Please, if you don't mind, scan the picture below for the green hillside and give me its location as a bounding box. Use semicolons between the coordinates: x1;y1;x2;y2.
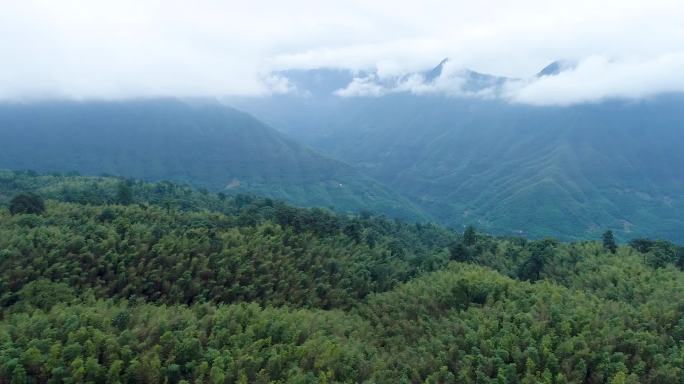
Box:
1;172;683;383
0;100;427;221
234;93;684;242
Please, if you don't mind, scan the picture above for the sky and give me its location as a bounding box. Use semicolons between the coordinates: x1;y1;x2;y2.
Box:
1;0;683;104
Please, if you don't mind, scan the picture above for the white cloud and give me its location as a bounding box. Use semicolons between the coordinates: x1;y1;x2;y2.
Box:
335;53;684;105
507;54;684;105
335;60;492;98
0;0;683;102
260;74;296;95
334;75;386;97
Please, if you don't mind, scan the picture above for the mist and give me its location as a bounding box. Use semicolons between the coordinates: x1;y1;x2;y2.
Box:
2;0;684;105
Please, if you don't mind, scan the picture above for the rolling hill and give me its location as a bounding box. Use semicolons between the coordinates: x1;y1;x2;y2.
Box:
0;99;427;220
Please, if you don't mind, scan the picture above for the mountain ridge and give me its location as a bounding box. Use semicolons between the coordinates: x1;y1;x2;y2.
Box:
0;98;429;221
230;63;684;242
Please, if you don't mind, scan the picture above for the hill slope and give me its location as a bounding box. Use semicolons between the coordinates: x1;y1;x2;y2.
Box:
315;95;684;241
0;99;427;220
232;66;684;241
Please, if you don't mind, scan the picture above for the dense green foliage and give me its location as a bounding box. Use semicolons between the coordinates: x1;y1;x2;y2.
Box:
1;172;683;383
8;193;45;216
603;231;617;254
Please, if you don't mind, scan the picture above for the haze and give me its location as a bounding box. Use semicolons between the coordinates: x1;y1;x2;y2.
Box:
2;0;684;104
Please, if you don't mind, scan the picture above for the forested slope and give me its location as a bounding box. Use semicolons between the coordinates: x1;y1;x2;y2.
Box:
0;100;426;222
234;75;684;242
1;171;683;383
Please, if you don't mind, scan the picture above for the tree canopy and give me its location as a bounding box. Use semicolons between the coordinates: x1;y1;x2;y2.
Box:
603;230;617;254
1;170;683;383
8;192;45;215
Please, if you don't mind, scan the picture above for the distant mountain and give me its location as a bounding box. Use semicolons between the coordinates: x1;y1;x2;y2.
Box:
536;59;576;77
230;62;684;242
0;99;427;220
277;68;356;97
229;58;511;143
458;69;509;93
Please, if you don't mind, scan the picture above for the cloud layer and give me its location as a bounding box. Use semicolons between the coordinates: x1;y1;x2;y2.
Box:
1;0;683;104
509;54;684;105
333;54;684;105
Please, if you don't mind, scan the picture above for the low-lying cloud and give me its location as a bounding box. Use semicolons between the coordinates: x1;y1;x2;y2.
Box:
507;54;684;105
333;54;684;105
334;60;470;97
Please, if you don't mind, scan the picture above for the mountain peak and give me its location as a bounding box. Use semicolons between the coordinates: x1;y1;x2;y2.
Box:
536;60;575;77
424;58;450;82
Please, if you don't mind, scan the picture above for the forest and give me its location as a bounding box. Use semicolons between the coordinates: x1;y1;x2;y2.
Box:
1;169;683;383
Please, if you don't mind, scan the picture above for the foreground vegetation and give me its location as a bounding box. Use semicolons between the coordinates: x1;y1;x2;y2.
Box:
1;170;683;383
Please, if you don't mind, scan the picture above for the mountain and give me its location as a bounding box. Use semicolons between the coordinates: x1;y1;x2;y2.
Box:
314;95;684;241
278;68;356;97
422;58;509;92
0;99;427;220
230;62;684;242
228;58;512;144
423;58;450;82
536;59;576;77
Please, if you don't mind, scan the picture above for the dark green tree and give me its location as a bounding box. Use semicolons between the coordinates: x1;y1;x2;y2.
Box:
602;230;617;254
463;225;477;246
628;238;654;253
449;241;471;262
677;247;684;270
9;192;45;215
644;240;678;268
344;221;363;243
116;181;134;205
97;207;117;223
517;239;556;281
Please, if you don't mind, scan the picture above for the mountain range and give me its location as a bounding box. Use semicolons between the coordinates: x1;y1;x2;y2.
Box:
0;60;682;241
231;60;684;241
